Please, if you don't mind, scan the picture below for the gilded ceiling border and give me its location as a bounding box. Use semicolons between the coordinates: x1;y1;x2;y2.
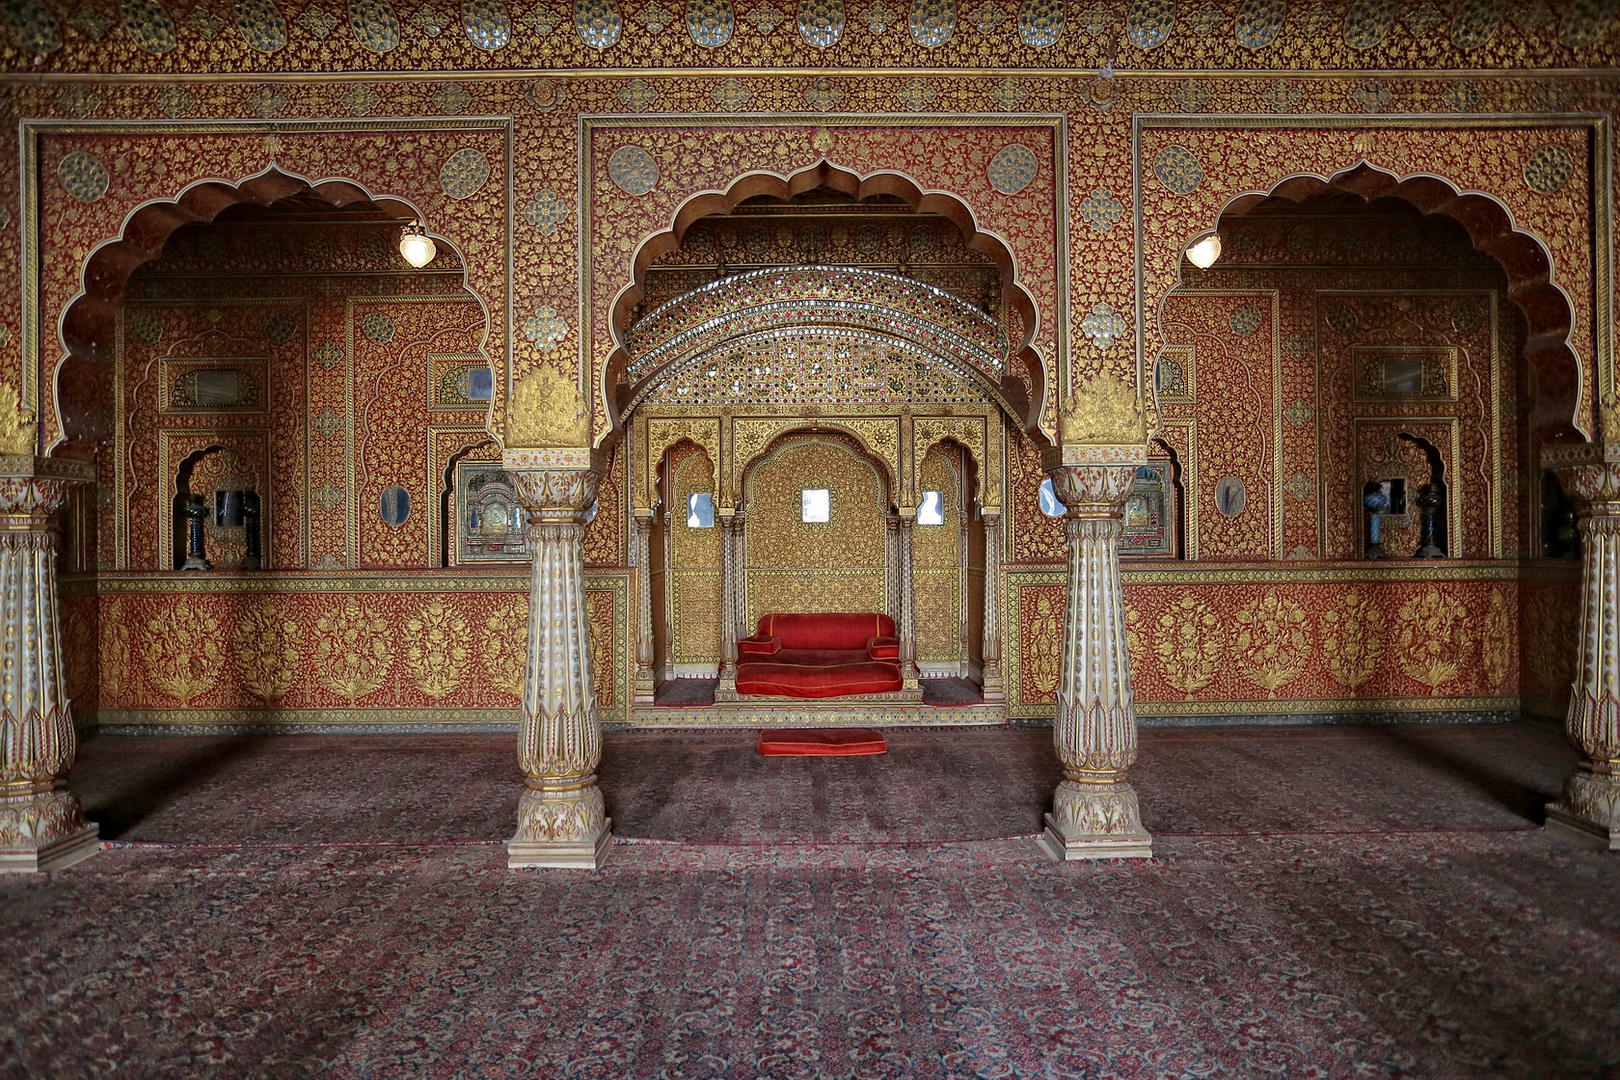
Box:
578;112;1069;441
1131;112;1614;441
20;116;515;444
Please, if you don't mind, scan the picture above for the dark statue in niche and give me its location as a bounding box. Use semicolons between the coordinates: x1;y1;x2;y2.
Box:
1363;486;1389;560
1415;482;1447;558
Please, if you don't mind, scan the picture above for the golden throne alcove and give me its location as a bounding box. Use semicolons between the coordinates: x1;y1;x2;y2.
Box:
624;266;1017;728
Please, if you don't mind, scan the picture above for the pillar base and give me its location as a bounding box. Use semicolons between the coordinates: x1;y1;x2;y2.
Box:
508;819;612;869
1038;779;1153;862
1544;766;1620;851
0;790;100;873
980;669;1006;703
1037;816;1153;861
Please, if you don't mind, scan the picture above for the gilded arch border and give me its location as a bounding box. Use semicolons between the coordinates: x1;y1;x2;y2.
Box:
22;116;515;452
577;112;1071;444
1132;113;1612;440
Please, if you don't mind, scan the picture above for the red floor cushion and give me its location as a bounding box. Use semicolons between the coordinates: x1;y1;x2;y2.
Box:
757;729;888;756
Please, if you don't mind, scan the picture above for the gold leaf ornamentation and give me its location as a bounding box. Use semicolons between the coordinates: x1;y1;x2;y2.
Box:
235;601;300;701
100;597;130;702
1320;587;1385;689
314;598;393;701
405;597;471;699
506;368;589;448
1481;586;1511;690
143;602;223;705
0;385;38;456
484;595;529;697
1060;371;1147;445
1153;593;1224;699
1233;590;1310;698
1395;585;1472;689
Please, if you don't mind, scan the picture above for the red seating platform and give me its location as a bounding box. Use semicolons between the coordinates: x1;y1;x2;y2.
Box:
735;613;903;698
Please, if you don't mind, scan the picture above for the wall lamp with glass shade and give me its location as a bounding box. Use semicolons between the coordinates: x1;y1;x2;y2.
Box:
1185;232;1222;270
399;221;437;268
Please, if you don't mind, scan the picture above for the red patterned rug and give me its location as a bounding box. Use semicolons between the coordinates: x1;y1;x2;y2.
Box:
8;721;1614;1078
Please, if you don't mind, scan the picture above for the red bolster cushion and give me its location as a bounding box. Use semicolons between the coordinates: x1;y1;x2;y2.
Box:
737;635;782;656
866;635;900;660
758;613;897;650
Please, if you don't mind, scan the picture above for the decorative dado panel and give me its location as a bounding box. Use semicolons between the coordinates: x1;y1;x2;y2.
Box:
76;570;633;729
1005;563;1532;722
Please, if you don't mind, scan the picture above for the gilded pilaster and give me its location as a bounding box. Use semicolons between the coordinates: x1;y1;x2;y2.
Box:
1545;442;1620;850
631;511;655;704
898;515;920;690
717;512;739;694
885;514;901;620
1037;447;1153;861
504;451;610;869
981;509;1005;702
0;457;98;873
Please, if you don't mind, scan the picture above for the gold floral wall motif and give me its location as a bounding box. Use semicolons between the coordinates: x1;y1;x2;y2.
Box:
743;435;887;624
88;572;634;727
914;446;964;668
1004;566;1531;720
668;445;721;667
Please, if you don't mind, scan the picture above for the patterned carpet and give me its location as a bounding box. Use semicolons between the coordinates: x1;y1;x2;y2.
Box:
5;721;1619;1078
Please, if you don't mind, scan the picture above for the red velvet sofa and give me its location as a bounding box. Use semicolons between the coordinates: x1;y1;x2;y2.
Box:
735;613;903;698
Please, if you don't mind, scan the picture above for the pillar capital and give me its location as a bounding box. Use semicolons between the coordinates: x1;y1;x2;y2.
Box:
0;456;94;526
1544;441;1620;515
1042;445;1144;516
504;453;601;525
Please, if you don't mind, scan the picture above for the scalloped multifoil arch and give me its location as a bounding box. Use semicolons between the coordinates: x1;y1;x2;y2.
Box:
49;166;490;457
1160;161;1583;441
621;267;1024;426
603;159;1051;444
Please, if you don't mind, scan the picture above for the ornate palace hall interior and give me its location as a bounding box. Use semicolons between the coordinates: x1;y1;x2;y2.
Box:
3;0;1620;1074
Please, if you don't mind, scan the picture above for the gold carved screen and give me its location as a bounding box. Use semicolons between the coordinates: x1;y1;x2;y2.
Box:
667;446;721;673
914;446;966;672
744;436;888;626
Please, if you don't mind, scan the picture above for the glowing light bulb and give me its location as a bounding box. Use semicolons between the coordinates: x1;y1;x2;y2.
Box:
1186;233;1222;270
399;223;437;268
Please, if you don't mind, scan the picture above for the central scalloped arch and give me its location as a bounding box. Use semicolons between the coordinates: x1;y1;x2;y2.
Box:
621;266;1024;425
605;160;1049;442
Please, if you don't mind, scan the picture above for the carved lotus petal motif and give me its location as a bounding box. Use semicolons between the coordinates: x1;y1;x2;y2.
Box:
462;0;511;48
235;0;287;49
120;0;177;52
348;0;400;49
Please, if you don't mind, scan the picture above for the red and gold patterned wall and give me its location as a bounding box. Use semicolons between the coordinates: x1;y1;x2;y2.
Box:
9;2;1611;728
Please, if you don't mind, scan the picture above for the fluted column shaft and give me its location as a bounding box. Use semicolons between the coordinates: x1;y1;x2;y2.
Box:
0;465;98;873
717;513;739;692
981;510;1005;702
898;516;920;689
1546;444;1620;849
1037;456;1152;861
631;512;655;704
506;464;610;869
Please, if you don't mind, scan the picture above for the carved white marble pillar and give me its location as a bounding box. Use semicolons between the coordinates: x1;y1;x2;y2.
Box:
631;511;655;704
733;511;749;645
717;512;739;695
898;515;920;689
981;509;1005;702
0;460;98;873
1546;442;1620;849
1037;450;1153;861
885;514;901;620
505;454;610;869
